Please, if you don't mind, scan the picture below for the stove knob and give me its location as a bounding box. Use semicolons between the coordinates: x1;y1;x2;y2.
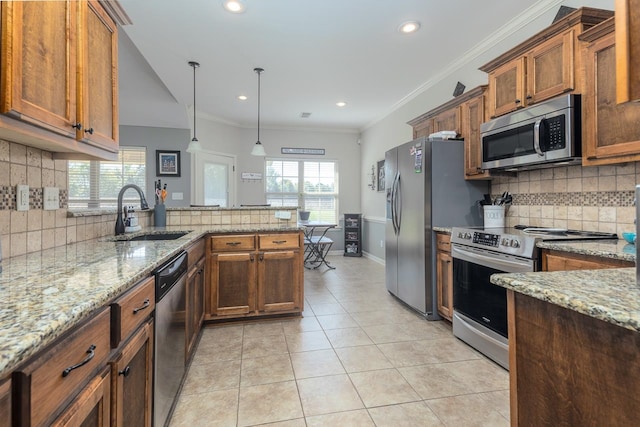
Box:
510;239;520;248
501;238;509;246
464;232;472;239
457;232;464;238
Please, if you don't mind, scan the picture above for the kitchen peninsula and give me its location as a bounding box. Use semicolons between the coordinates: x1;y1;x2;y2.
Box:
0;207;303;426
491;265;640;426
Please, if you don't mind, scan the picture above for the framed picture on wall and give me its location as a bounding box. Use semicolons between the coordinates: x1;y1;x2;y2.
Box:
377;159;385;191
156;150;181;177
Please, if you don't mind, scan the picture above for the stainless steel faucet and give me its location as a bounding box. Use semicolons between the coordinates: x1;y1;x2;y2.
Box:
115;184;149;235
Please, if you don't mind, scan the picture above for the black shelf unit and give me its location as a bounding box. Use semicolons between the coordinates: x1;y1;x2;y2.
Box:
343;213;362;257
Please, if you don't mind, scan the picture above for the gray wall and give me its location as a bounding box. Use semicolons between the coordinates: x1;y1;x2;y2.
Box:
120;125;192;207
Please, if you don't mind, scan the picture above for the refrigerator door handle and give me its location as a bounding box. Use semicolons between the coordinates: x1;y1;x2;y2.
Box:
395;173;402;233
391;172;399;234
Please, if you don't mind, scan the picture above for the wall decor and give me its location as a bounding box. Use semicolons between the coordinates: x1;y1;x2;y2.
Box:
281;147;325;155
377;159;385;191
156;150;181;177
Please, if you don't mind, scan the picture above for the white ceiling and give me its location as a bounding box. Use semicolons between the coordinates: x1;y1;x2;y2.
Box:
117;0;602;132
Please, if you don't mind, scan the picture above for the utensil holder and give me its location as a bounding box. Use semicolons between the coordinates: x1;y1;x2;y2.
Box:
484;205;505;228
154;204;166;227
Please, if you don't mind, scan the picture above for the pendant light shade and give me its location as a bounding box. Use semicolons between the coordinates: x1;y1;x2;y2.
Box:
251;67;266;156
187;61;202;153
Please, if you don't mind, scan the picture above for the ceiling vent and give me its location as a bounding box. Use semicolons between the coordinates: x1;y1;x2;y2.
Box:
300;112;312;118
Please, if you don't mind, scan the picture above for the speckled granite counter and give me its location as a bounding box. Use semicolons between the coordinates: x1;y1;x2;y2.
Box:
0;224;300;377
433;227;452;234
491;268;639;333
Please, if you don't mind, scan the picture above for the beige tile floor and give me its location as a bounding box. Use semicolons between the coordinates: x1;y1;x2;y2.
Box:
170;255;510;427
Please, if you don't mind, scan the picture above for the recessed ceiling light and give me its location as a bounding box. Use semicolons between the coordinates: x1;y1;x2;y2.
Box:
336;101;347;107
399;21;421;34
223;0;245;13
238;95;247;101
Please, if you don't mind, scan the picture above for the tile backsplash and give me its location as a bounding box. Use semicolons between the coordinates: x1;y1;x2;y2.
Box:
490;164;638;236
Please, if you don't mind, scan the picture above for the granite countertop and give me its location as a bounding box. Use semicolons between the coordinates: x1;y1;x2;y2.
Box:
491;268;639;333
433;227;452;234
0;224;301;377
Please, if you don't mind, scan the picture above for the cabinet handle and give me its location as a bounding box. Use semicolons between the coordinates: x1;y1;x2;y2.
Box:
515;99;521;104
118;366;131;377
259;253;264;261
71;122;82;130
250;254;255;262
62;344;96;377
133;298;150;314
84;127;94;135
226;242;241;246
272;240;287;244
476;167;484;173
526;95;532;100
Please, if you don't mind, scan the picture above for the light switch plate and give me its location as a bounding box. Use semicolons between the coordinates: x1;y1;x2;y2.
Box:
275;210;292;220
16;185;29;211
172;192;183;200
43;187;59;210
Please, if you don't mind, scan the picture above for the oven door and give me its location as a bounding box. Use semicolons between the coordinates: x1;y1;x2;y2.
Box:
451;244;534;337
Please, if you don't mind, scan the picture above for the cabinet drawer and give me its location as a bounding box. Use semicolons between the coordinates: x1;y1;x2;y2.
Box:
15;308;111;427
111;276;155;347
210;235;256;252
187;238;205;264
436;233;451;252
258;233;300;250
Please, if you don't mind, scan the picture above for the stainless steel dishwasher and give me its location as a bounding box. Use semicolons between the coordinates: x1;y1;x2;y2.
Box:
154;251;188;427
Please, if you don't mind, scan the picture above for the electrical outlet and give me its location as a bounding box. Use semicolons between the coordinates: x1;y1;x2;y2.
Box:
172;192;183;200
275;210;291;220
16;185;29;211
380;240;384;248
43;187;60;210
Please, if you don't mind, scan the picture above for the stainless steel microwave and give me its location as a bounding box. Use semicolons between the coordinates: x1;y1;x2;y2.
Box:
480;94;581;171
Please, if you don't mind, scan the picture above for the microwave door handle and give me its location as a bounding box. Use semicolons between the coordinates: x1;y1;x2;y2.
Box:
533;119;544;156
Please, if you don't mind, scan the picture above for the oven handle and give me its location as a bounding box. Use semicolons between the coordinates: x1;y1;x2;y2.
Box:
451;244;534;273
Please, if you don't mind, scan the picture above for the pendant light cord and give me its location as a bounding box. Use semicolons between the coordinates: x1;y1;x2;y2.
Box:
255;67;264;143
189;61;200;141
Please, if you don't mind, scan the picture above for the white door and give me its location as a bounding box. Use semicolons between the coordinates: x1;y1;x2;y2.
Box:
192;151;235;207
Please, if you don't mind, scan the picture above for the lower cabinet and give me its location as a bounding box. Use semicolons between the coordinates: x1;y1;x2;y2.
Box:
186;256;206;362
435;233;453;321
50;367;111;427
542;249;634;271
0;378;10;427
207;232;304;320
110;319;153;427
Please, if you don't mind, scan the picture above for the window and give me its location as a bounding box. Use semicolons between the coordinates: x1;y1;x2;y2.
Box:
266;159;338;222
68;147;146;209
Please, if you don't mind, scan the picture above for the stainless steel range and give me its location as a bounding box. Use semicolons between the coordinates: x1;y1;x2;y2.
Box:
450;225;617;369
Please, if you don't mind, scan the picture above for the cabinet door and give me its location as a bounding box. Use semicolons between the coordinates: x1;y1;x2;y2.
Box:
111;320;153;427
488;57;526;117
432;107;461;134
77;0;118;151
50;368;110;427
209;252;256;316
186;257;205;361
0;0;77;137
526;30;574;104
257;250;301;312
435;234;453;321
0;378;10;427
582;33;640;165
413;118;434;139
615;0;640;103
461;94;490;179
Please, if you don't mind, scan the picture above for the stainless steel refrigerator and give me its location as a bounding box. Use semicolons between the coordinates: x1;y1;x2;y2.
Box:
385;137;487;319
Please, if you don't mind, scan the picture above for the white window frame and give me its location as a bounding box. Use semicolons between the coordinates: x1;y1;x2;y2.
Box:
265;158;339;223
68;146;147;209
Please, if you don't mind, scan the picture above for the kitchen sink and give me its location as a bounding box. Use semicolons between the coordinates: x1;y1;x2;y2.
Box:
106;231;190;242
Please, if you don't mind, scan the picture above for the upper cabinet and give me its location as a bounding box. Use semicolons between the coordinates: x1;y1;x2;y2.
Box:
480;7;613;118
0;0;128;160
579;18;640;166
616;0;640;103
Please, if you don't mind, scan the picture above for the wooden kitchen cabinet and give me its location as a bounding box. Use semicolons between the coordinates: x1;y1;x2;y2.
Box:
186;238;206;362
616;0;640;103
110;320;153;427
542;249;634;271
50;367;110;427
432;107;461;134
460;86;490;180
13;308;111;427
507;290;640;426
481;7;612;118
435;233;453;321
412;117;434;140
0;378;10;427
580;18;640;166
207;232;304;320
0;0;124;160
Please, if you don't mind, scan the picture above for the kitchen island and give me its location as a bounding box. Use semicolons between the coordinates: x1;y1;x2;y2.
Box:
492;265;640;426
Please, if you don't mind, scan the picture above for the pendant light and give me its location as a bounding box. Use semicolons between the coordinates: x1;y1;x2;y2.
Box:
251;67;267;156
186;61;202;153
